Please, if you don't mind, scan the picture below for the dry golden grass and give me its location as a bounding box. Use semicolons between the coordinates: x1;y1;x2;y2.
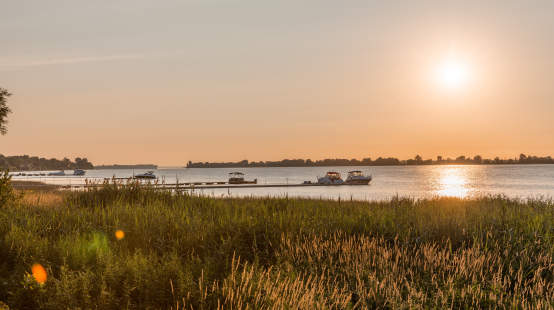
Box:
1;186;553;309
174;232;553;309
19;190;63;207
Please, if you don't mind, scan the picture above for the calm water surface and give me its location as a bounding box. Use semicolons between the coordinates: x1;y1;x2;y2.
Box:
12;165;554;201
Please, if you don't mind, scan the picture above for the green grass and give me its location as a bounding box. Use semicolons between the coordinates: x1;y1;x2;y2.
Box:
0;184;553;309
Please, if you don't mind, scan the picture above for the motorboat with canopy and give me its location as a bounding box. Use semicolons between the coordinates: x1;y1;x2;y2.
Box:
228;172;257;184
73;169;86;176
317;171;344;185
134;171;156;179
345;170;372;185
48;170;65;176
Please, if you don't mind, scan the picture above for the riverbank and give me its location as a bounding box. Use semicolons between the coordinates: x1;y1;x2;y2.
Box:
11;180;61;190
1;187;552;308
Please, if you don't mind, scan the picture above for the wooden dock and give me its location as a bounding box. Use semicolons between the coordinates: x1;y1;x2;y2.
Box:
164;183;362;190
61;181;368;190
12;176;370;190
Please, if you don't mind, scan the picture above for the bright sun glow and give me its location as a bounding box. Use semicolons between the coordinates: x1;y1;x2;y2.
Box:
436;59;470;90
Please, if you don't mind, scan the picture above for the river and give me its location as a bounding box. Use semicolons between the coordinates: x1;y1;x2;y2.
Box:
11;164;554;201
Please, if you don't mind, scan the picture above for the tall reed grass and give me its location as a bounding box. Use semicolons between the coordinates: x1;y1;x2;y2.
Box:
0;184;553;309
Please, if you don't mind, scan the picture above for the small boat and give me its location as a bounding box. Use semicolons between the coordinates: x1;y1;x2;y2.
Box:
48;170;66;176
345;170;372;185
317;171;344;185
73;169;86;176
228;172;257;184
134;171;156;179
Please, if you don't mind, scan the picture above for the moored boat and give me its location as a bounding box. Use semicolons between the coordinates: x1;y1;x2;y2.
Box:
228;172;257;184
48;170;66;176
345;170;372;185
73;169;86;176
134;171;156;179
317;171;344;185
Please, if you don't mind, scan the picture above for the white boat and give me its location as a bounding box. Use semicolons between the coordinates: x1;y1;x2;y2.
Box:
73;169;86;176
345;170;372;185
228;172;257;184
317;171;344;185
134;171;156;179
48;170;65;176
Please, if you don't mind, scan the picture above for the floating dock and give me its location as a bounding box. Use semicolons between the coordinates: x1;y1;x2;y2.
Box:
60;181;368;190
158;183;366;190
12;176;370;190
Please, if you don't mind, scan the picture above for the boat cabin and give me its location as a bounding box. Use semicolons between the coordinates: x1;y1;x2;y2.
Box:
347;171;363;177
325;171;342;180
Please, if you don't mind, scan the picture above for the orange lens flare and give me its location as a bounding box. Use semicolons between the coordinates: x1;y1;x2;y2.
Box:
31;263;47;284
115;230;125;240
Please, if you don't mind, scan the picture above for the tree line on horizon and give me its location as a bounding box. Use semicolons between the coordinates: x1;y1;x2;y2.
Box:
186;153;554;168
0;154;93;171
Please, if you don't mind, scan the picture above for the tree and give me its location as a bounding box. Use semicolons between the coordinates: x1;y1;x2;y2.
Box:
0;88;14;206
0;88;12;135
0;170;16;208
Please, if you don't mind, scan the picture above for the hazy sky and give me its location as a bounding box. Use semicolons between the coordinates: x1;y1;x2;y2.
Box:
2;0;554;165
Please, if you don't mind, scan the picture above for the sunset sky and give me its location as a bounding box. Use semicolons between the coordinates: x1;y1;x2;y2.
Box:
2;1;554;166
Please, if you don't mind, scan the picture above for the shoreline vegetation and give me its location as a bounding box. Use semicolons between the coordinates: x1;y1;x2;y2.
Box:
0;155;93;172
187;153;554;168
0;185;552;308
0;155;156;172
94;164;158;170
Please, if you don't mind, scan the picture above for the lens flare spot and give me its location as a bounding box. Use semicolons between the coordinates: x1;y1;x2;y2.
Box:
31;264;47;284
115;230;125;240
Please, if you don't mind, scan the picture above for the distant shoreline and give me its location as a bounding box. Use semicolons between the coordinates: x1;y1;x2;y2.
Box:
186;154;554;168
184;162;554;168
94;164;158;170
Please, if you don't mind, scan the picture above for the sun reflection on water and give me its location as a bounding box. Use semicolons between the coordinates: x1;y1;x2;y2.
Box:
435;167;470;198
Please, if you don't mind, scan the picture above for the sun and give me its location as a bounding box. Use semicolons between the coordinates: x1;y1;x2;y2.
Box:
436;58;470;90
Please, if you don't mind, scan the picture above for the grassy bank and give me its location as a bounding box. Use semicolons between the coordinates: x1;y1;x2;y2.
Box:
0;185;553;309
11;180;61;191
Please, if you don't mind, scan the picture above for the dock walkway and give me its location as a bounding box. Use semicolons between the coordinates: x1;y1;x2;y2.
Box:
61;181;366;190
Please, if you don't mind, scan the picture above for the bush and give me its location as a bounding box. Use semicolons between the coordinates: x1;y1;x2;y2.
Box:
0;170;15;208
